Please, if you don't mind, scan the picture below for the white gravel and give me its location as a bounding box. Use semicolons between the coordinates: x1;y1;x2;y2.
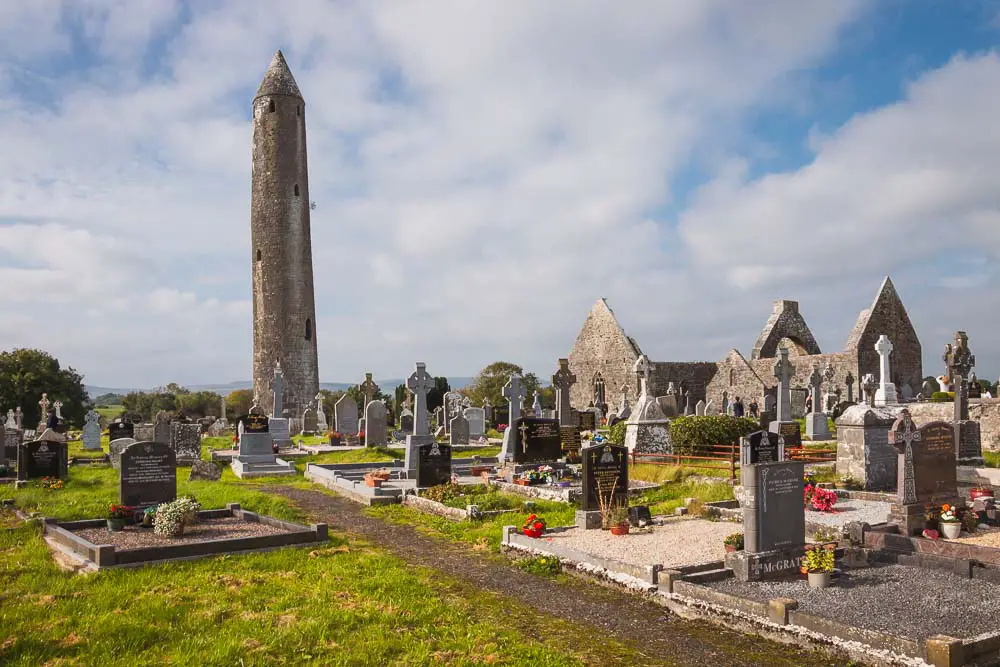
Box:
708;564;1000;641
544;517;738;568
804;499;891;529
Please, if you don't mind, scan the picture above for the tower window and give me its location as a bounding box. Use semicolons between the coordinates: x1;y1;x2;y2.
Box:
268;100;275;113
256;249;261;261
305;318;312;341
297;105;301;116
294;184;299;196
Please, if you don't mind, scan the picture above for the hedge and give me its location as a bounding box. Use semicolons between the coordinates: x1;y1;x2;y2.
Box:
669;415;760;455
608;421;627;446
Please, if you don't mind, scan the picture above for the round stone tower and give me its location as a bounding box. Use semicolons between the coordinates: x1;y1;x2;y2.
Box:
250;50;319;417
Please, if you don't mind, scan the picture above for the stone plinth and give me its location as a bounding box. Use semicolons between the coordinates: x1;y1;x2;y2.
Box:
805;412;831;440
725;547;805;582
835;405;900;492
623;420;671;454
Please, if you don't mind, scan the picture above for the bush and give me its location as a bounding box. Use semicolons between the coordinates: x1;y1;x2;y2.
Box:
422;483;464;504
930;392;953;403
514;555;562;577
669;416;759;455
608;421;627;446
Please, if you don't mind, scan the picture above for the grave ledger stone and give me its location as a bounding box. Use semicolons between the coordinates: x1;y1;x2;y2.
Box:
416;441;452;488
119;441;177;507
231;413;295;479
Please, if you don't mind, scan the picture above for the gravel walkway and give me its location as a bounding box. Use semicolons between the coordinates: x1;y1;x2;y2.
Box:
72;517;291;551
545;517;734;568
804;499;891;529
707;563;1000;641
263;486;847;667
950;527;1000;547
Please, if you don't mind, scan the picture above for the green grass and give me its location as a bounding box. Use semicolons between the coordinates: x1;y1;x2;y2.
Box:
630;462;739;484
631;480;735;516
985;451;1000;468
93;404;124;420
438;486;523;512
67;436;111;459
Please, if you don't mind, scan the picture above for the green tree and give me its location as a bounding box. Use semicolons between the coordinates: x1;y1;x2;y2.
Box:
175;391;223;418
0;348;90;428
466;362;539;410
120;391;178;421
426;377;451;413
93;392;123;407
394;384;407;410
226;389;254;418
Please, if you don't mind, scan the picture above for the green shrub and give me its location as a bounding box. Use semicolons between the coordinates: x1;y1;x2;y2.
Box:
608;421;627;445
514;555;562;577
669;415;759;455
930;392;953;403
422;483;464;503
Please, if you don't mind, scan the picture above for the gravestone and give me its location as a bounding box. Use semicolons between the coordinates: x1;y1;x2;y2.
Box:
581;443;628;512
835;405;898;491
945;331;983;465
804;365;831;440
492;405;509;429
269;417;291;447
887;410;960;535
695;400;706;416
498;374;527;462
134;424;155;442
464;407;485;438
109;437;138;470
169;422;202;463
416;441;452;488
153;417;171;445
315;394;328;432
552;358;577;427
119;441;177;506
578;410;597;432
17;439;69;481
511;418;562;464
365;401;388;447
231;413;295;478
335;395;359;435
740;430;783;466
82;410;102;450
726;460;805;581
873;335;899;407
301;407;318;436
404;362;436;475
433;407;445;430
449;414;470;445
560;426;582;463
400;410;414;434
4;428;20;465
625;355;672;454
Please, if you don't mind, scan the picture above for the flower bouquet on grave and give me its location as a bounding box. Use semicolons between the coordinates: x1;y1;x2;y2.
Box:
497;424;508;433
327;431;342;446
522;514;546;538
802;545;835;588
537;465;555;484
522;470;545;486
809;488;838;513
938;504;962;539
724;532;744;553
38;477;64;491
106;503;135;532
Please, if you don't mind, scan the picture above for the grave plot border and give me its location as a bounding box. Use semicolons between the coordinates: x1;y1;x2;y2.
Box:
401;491;523;523
43;503;327;569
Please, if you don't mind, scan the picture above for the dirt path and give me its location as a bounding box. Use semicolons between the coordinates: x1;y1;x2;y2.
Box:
266;487;849;667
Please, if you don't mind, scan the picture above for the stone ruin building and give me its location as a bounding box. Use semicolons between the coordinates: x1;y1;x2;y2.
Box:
567;276;922;416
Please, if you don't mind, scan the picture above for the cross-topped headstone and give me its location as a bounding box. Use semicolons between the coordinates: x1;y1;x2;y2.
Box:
889;410;921;505
808;365;823;411
946;331;975;422
531;390;542;417
53;401;63;420
502;374;527;421
38;393;50;428
772;347;794;422
406;363;433;436
874;335;898;407
552;358;577;427
634;355;651;400
518;421;530;455
360;373;380;409
887;409;957;537
271;362;285;417
845;371;855;403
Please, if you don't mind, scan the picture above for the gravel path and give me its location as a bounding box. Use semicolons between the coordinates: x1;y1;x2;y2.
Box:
707;563;1000;641
263;486;847;667
805;499;891;529
545;517;734;568
73;517;291;551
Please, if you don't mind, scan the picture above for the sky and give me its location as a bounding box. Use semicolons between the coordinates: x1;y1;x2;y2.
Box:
1;1;999;389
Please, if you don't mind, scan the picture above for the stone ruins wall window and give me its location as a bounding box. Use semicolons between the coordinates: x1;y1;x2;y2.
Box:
297;105;301;116
305;318;312;341
256;249;261;262
268;100;275;113
294;184;300;196
729;369;735;386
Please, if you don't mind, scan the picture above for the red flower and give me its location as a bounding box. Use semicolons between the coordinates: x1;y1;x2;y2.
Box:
532;522;543;530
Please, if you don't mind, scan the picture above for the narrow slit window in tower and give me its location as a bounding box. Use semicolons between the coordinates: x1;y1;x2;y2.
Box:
297;105;301;116
294;184;300;196
268;100;275;113
305;318;312;341
256;249;261;261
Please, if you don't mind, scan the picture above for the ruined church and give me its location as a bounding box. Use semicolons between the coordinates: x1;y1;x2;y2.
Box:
567;277;922;416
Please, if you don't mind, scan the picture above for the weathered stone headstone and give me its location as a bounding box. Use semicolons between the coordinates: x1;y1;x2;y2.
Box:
835;405;898;491
578;410;597;432
874;335;899;407
4;409;16;430
449;414;470;445
17;439;69;481
120;441;177;506
335;395;359;435
169;422;201;463
153;416;171;445
301;407;318;435
399;409;414;434
365;400;387;447
269;417;291;446
315;394;328;432
463;407;485;438
581;443;628;512
109;438;138;470
404;362;436;474
624;355;672;454
416;441;452;488
740;430;783;465
4;428;20;465
552;358;577;427
189;459;222;481
133;423;154;442
945;331;983;465
804;365;831;440
695;400;706;416
82;410;102;451
498;374;528;462
511;418;562;463
359;373;380;411
271;362;285;417
887;409;959;535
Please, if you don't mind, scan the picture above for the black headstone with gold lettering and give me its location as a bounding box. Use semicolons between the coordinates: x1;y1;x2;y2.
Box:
581;443;628;512
119;441;177;507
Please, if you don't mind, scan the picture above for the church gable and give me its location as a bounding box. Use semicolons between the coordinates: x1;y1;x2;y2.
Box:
750;300;822;360
568;299;642;409
845;276;922;391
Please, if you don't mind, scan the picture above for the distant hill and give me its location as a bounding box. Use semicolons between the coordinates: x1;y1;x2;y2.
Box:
86;376;476;398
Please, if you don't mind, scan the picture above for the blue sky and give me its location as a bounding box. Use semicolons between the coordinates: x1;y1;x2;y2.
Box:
0;1;998;388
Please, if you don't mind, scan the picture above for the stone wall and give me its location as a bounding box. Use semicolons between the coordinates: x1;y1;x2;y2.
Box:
845;277;922;393
567;299;641;409
906;399;1000;452
751;300;822;359
648;361;719;406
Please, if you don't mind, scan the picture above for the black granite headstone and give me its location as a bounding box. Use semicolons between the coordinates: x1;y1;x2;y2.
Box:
741;430;783;465
239;414;269;433
768;421;801;448
559;426;582;460
492;405;509;429
744;460;805;553
108;422;135;442
578;411;597;432
890;417;956;505
119;441;177;507
581;443;629;511
416;442;452;488
511;418;562;463
16;439;69;481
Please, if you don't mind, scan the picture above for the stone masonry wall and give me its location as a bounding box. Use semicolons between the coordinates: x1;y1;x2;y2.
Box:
568;299;641;409
906;399;1000;452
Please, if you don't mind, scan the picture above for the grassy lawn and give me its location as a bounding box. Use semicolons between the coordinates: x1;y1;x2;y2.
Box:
93;404;124;420
0;465;657;665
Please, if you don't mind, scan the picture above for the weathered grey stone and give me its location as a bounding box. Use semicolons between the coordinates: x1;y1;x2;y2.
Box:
835;404;900;491
463;408;485;438
449;414;470;445
109;437;138;470
169;422;202;463
189;459;222;481
365;401;387;447
334;395;359;435
82;410;102;451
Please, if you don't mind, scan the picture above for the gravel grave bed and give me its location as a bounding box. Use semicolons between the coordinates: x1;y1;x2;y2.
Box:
71;517;292;551
949;527;1000;548
706;563;1000;641
542;517;737;568
804;499;891;529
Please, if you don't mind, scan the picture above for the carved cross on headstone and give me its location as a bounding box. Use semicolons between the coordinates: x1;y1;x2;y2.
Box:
38;393;50;418
845;371;855;404
519;420;530;455
634;355;652;400
272;362;285;417
53;401;63;420
552;358;577;427
889;410;922;505
772;347;794;422
360;373;380;410
502;374;527;421
808;365;823;413
406;363;433;436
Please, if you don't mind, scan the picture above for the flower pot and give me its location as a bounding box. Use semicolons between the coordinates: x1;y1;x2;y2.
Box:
106;518;127;532
940;521;962;539
725;544;737;553
365;477;383;488
514;479;531;486
523;527;543;539
329;436;342;447
807;571;832;589
610;523;630;536
971;488;994;501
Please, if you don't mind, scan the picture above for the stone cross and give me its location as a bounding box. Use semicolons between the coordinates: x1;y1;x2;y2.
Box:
360;373;380;409
14;406;21;429
845;371;855;404
406;363;433;436
861;373;877;406
272;362;285;417
772;347;794;422
502;374;527;422
38;393;50;419
531;390;542;417
634;355;651;400
4;409;15;429
889;410;922;505
53;401;63;420
551;358;577;427
874;335;898;407
808;365;823;413
946;331;975;422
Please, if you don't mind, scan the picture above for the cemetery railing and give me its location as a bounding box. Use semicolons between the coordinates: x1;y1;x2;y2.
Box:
629;444;739;484
785;445;836;464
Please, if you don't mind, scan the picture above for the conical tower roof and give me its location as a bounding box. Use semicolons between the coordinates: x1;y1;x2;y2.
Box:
255;50;302;100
